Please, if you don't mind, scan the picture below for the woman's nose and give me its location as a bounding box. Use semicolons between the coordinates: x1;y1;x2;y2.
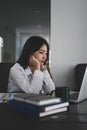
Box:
43;54;47;59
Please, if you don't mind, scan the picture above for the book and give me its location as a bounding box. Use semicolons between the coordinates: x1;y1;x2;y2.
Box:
13;93;39;102
13;93;61;106
9;100;68;118
10;99;69;112
42;101;69;111
39;107;67;117
25;95;61;106
0;93;13;102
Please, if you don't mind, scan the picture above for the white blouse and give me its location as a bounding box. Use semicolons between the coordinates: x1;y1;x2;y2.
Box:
8;63;55;94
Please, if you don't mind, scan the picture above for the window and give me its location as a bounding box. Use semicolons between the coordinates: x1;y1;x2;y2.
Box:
0;0;50;63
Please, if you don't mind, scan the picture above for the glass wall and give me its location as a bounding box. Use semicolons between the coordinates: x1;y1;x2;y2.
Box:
0;0;50;63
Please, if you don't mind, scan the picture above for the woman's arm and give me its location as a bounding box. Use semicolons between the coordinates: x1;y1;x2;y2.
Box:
8;63;44;94
43;68;55;94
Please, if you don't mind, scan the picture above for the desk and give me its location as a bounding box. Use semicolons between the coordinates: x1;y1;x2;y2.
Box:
0;100;87;130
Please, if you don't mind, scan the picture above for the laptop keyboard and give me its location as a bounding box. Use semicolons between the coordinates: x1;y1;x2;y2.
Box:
70;92;79;100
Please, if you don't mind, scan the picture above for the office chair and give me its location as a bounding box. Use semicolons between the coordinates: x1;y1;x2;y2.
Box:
0;62;14;92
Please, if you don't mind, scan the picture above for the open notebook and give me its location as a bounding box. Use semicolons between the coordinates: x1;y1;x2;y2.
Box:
69;66;87;103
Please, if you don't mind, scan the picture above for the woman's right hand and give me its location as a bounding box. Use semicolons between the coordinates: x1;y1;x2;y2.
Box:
29;55;40;70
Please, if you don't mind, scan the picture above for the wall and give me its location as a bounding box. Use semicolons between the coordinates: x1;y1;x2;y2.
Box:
51;0;87;89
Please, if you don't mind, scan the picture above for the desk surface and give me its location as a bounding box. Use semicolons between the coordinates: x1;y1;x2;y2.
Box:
0;100;87;130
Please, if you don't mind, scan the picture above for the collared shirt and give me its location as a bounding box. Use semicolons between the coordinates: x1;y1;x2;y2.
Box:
8;63;55;94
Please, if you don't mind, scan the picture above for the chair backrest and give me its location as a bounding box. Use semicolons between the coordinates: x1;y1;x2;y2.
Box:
75;64;87;91
0;62;14;92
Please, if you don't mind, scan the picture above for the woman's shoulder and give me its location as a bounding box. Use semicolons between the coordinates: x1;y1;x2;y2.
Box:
10;63;23;71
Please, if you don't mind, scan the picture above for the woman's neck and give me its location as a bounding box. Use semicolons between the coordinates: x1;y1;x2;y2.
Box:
29;66;35;73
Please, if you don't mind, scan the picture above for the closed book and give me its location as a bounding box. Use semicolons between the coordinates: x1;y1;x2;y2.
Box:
43;102;69;111
9;100;67;118
25;95;61;106
10;100;42;113
10;99;69;112
39;107;67;117
13;93;38;102
13;93;61;106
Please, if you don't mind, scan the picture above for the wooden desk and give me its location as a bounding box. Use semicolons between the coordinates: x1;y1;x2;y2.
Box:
0;100;87;130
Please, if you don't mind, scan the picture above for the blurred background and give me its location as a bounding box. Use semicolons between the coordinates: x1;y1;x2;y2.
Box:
0;0;50;62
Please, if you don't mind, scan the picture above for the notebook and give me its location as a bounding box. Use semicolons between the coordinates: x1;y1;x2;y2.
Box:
13;93;61;106
69;66;87;103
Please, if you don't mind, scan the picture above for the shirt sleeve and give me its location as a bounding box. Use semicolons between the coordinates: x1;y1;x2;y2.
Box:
9;65;44;94
43;69;55;94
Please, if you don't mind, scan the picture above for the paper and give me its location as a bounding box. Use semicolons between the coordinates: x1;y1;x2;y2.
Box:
0;93;13;102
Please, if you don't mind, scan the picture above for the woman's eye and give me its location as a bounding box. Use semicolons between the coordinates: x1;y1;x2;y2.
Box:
39;51;47;56
39;51;43;54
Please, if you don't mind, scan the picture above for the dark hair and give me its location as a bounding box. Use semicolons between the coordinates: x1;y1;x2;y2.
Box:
17;36;49;69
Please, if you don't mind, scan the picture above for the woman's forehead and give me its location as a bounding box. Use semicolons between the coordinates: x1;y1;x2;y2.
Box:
39;45;47;51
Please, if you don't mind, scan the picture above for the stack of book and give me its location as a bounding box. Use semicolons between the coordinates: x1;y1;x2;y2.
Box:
9;93;69;118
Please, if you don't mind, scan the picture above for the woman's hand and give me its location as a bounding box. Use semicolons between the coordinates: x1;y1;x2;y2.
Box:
29;55;40;70
41;64;47;71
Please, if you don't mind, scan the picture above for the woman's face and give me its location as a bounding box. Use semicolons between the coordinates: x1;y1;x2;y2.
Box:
33;44;48;66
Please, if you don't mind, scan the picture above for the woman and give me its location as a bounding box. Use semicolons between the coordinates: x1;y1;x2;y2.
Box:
8;36;55;94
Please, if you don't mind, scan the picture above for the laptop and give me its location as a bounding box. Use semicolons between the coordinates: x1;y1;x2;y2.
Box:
69;66;87;103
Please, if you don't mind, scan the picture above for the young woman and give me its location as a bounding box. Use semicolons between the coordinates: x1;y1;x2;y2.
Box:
8;36;55;94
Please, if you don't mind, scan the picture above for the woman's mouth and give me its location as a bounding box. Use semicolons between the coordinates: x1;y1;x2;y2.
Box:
40;61;44;64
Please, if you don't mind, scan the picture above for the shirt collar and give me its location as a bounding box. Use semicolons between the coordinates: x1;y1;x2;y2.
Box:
25;66;32;76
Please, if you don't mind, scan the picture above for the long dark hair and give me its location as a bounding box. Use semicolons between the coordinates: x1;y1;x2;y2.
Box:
17;36;49;69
